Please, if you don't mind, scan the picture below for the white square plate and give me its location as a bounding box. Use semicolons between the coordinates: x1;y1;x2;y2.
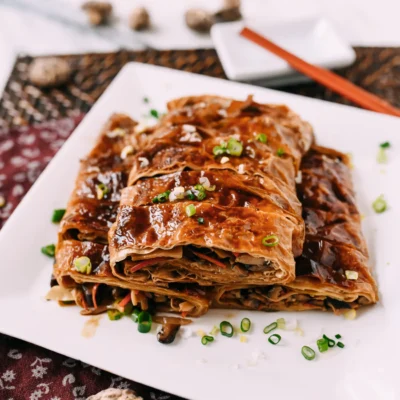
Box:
211;18;356;85
0;63;399;400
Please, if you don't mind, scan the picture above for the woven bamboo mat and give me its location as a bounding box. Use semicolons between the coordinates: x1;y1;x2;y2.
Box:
1;47;400;129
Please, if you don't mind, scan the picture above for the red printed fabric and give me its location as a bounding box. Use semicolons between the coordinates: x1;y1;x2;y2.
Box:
0;117;184;400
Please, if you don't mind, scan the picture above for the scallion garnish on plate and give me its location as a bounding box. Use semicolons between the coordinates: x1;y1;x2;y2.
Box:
268;334;281;345
262;234;279;247
41;244;56;258
337;342;345;348
263;322;277;334
194;184;207;200
335;334;341;339
150;109;159;118
201;335;214;345
51;209;66;223
220;321;234;337
317;337;329;353
227;138;243;156
372;194;387;213
301;346;315;361
137;311;152;333
380;141;391;148
323;334;336;348
73;256;92;274
240;318;251;333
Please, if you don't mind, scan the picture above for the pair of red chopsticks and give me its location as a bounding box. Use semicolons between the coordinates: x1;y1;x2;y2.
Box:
240;27;400;117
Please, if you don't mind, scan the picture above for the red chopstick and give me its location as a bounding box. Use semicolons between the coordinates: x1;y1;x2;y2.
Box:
240;27;400;117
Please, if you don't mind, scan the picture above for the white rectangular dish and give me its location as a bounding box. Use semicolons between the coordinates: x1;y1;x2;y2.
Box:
0;63;399;400
211;18;356;84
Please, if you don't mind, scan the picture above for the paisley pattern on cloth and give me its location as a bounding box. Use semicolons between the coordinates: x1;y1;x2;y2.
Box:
0;116;183;400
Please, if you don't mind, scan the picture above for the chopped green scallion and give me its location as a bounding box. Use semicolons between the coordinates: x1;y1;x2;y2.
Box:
150;109;159;119
41;244;56;258
323;334;336;348
263;322;277;334
240;318;251;332
372;194;387;213
194;184;207;200
213;144;227;156
96;183;109;200
198;217;204;224
73;256;92;274
377;147;387;164
107;309;123;321
335;334;341;339
276;148;285;157
268;334;281;345
152;190;171;203
185;191;196;200
227;138;243;156
131;308;141;323
143;97;149;103
317;338;329;353
51;209;66;223
380;141;391;148
301;346;316;361
201;335;214;345
255;133;267;143
337;342;345;348
276;318;286;329
220;321;234;337
186;204;196;217
262;235;279;247
137;311;152;333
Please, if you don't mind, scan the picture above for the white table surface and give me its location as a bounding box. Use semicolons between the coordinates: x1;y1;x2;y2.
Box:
1;0;400;95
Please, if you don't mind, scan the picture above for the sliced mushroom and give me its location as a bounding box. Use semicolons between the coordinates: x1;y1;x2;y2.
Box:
157;324;181;344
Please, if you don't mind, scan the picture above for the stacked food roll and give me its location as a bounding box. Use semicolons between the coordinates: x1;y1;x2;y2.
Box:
51;94;378;324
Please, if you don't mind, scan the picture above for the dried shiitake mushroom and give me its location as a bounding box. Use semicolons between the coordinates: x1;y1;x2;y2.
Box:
129;6;150;31
215;0;242;22
185;8;214;33
82;1;112;25
28;57;72;88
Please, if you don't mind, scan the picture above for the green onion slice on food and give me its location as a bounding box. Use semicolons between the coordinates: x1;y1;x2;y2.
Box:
152;190;171;203
372;194;387;213
263;322;277;334
41;244;56;258
268;334;281;345
240;318;251;332
227;138;243;156
107;309;123;321
96;183;109;200
137;311;152;333
301;346;316;361
262;235;279;247
198;217;204;224
73;256;92;274
255;133;267;143
220;321;234;337
51;209;66;223
201;335;214;345
194;184;207;200
186;204;196;217
276;148;285;157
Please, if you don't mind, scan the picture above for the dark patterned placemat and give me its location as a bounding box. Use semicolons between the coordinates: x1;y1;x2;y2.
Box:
1;47;400;129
